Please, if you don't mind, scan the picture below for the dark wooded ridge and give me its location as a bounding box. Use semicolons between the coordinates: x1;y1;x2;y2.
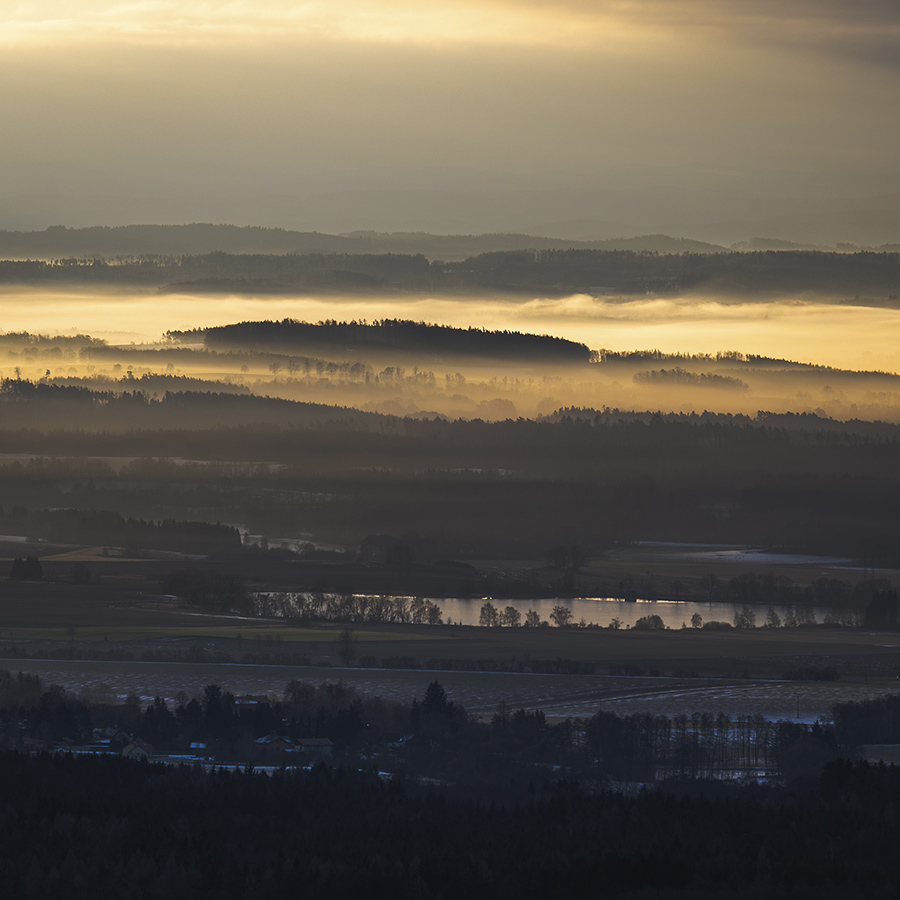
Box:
0;223;729;258
0;247;898;298
191;318;591;361
3;379;900;564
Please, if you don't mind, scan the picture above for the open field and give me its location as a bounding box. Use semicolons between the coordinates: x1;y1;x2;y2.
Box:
5;530;889;608
3;536;889;613
0;579;433;645
2;657;897;723
579;554;887;589
4;533;900;727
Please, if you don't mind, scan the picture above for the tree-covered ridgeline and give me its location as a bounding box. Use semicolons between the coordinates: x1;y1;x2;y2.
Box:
185;318;591;362
633;366;749;390
4;386;900;563
0;247;898;299
23;510;243;557
0;223;725;258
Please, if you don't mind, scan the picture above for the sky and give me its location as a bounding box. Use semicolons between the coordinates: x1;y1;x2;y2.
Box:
1;1;899;236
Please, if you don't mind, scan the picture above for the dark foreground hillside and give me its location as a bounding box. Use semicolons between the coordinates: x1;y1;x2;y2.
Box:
0;752;898;899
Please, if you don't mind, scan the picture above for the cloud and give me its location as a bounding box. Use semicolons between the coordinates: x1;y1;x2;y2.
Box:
499;0;900;66
0;1;604;47
5;1;898;68
1;0;897;217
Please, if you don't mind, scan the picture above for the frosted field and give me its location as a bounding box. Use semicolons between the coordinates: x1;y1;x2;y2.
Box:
4;658;897;722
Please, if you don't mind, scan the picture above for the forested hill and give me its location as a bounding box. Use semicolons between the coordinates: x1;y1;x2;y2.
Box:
5;384;900;561
1;248;898;299
180;319;591;362
0;379;384;430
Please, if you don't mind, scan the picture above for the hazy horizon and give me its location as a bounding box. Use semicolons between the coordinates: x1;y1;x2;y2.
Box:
2;2;898;242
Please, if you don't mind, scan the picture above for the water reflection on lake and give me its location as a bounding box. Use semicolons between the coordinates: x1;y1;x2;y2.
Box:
434;597;830;629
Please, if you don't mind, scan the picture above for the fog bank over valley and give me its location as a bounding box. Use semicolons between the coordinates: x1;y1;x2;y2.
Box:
2;287;900;420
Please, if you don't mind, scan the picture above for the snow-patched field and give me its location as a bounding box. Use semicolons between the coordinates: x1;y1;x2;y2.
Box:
4;657;897;722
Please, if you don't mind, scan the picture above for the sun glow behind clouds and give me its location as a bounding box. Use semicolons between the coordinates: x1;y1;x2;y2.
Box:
3;0;898;234
6;0;897;58
1;1;635;48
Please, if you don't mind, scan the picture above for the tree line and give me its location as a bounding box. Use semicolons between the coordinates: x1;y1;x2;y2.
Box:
2;247;899;299
0;669;849;784
3;509;242;557
6;381;900;563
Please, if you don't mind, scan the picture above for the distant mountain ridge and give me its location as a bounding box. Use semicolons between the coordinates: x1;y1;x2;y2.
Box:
2;182;899;245
0;223;726;260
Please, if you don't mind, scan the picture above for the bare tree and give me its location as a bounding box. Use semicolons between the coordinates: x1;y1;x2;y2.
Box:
336;627;356;665
700;573;720;602
479;601;499;627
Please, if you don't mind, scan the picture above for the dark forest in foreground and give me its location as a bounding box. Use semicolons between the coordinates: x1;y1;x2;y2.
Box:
3;667;900;898
1;751;899;899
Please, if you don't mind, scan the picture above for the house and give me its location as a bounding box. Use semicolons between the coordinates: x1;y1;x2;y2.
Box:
293;738;334;761
255;733;295;752
121;737;154;760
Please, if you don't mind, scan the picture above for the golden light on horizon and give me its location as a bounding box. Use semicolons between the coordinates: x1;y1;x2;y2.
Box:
3;288;900;375
5;1;897;55
0;1;648;49
0;1;897;242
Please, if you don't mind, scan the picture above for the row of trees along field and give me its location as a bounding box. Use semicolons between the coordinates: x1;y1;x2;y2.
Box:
238;588;895;629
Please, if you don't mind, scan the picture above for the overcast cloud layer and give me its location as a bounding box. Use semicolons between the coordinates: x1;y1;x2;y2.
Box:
1;1;898;238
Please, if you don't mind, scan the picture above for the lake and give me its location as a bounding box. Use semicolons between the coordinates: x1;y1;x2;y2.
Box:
363;595;832;629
